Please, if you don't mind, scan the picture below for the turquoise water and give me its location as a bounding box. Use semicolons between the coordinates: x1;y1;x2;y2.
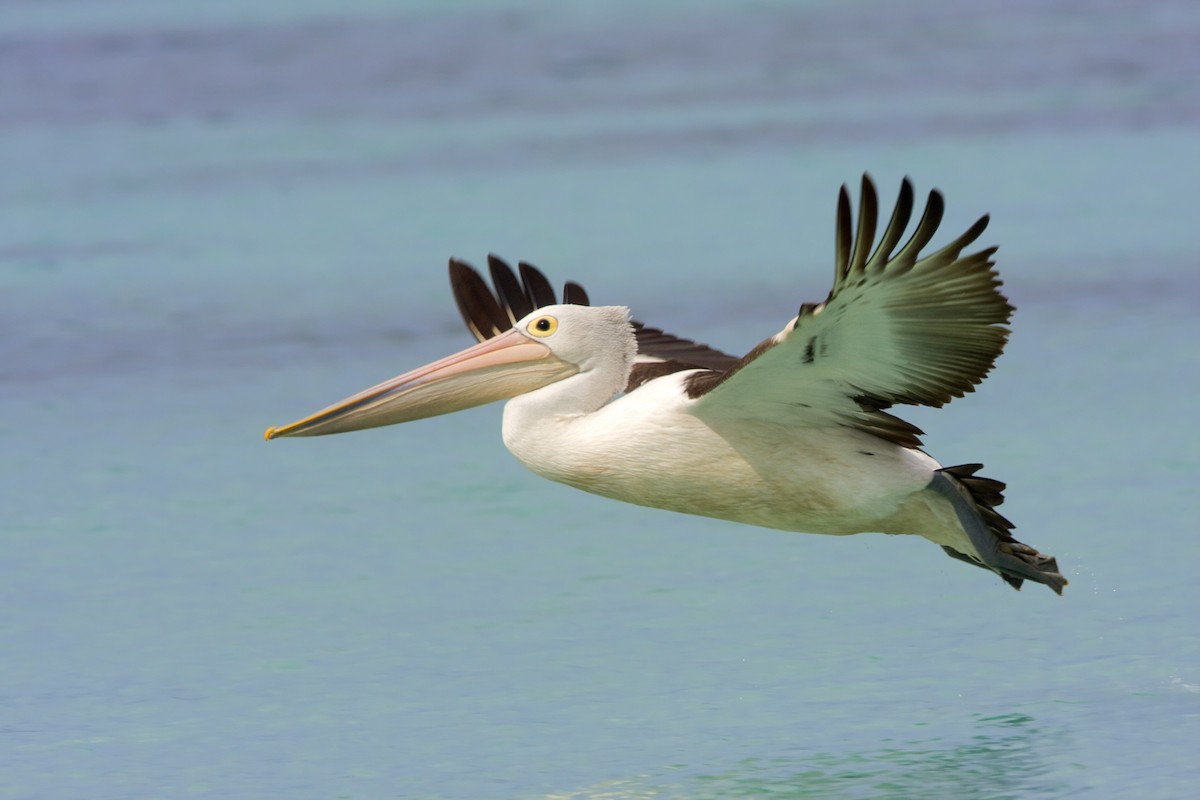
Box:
3;1;1198;797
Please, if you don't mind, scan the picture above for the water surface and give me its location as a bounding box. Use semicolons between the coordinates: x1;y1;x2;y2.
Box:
2;1;1198;797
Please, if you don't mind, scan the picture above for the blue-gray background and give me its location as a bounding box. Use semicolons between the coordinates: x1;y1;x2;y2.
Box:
2;1;1197;797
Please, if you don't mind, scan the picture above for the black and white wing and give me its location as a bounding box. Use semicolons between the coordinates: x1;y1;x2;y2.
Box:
686;175;1013;447
448;254;740;390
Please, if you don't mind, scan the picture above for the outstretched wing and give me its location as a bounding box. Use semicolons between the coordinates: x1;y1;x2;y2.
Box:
448;255;740;389
687;175;1012;447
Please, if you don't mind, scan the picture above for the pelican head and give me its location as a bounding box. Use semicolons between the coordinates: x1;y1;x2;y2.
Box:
265;304;634;439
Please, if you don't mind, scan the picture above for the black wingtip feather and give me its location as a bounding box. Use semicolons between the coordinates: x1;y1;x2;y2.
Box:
893;189;945;268
835;184;853;282
563;281;590;305
519;262;558;308
487;254;533;323
867;177;915;269
449;258;509;342
848;173;878;274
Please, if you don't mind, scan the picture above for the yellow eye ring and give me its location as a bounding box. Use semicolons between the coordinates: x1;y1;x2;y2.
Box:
528;315;558;337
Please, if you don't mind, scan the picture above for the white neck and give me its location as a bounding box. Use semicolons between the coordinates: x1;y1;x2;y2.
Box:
501;336;634;480
503;353;627;435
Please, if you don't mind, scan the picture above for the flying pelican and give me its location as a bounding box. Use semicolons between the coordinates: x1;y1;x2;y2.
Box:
266;175;1066;594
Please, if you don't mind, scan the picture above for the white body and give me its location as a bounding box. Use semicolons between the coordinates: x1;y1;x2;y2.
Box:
503;368;970;551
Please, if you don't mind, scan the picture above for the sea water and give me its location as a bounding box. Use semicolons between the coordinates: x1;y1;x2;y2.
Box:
2;1;1198;797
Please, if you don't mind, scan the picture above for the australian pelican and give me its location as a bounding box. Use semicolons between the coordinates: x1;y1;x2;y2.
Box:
266;175;1066;594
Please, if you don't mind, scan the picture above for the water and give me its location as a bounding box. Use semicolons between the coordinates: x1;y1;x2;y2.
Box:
2;1;1198;797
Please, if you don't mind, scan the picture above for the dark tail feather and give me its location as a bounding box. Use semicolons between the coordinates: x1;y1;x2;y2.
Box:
936;464;1067;595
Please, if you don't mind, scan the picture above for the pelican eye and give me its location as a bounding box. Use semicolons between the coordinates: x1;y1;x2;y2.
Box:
528;315;558;337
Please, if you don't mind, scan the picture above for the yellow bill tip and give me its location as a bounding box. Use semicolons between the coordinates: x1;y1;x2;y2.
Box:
264;426;278;441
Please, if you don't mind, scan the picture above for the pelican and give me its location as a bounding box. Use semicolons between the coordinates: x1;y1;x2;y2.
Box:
266;175;1066;594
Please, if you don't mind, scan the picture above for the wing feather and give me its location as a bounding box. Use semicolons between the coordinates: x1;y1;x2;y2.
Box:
562;281;590;305
487;254;534;323
518;261;558;308
688;175;1012;447
847;173;878;275
449;258;510;341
